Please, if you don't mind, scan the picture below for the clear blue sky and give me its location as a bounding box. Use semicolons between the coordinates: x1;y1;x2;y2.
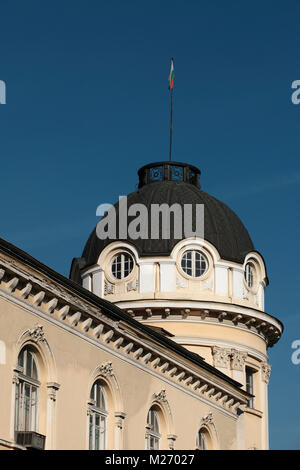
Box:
0;0;299;449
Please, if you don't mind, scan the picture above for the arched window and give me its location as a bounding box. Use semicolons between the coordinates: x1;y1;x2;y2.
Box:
89;381;108;450
196;428;208;450
146;407;161;450
244;263;255;289
15;347;40;432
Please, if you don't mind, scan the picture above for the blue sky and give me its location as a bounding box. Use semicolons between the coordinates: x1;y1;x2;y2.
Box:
0;0;299;449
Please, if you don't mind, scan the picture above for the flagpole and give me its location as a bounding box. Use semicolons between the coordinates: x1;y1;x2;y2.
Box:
169;88;173;161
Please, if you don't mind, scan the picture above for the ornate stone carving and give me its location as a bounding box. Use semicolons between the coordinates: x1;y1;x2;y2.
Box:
127;277;138;292
47;382;60;402
104;280;115;295
12;373;19;385
230;349;247;371
154;389;167;403
167;434;177;450
201;276;213;291
261;362;271;384
99;361;114;377
176;274;187;288
115;412;126;429
28;324;46;343
201;412;213;426
212;346;230;369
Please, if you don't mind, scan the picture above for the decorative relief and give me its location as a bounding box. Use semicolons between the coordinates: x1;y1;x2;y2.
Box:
115;412;126;429
201;412;213;426
167;434;177;450
230;349;247;371
176;274;187;288
242;287;249;300
154;389;167;403
99;361;114;377
47;382;60;402
201;276;213;291
28;324;46;343
261;362;271;384
212;346;230;368
104;280;115;295
127;277;138;292
12;373;19;385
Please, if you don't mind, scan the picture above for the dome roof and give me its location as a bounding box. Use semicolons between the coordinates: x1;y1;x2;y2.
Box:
70;162;254;280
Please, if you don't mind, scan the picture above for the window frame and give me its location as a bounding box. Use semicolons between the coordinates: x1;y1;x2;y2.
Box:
88;381;108;450
245;366;255;409
196;428;208;450
244;262;256;290
111;252;135;281
14;347;40;433
180;249;208;278
146;408;161;450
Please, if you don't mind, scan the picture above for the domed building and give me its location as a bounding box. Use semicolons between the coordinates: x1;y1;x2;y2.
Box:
69;160;282;450
0;160;282;451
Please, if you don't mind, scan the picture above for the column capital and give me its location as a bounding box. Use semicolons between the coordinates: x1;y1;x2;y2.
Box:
212;346;231;369
230;349;247;371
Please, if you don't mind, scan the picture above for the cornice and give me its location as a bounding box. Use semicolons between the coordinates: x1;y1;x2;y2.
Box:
116;300;282;347
0;255;249;417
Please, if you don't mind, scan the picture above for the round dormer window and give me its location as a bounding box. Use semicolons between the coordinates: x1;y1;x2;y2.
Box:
181;250;208;278
244;263;255;288
111;252;134;280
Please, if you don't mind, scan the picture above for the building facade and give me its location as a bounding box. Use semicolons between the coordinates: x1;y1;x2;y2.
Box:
0;161;282;450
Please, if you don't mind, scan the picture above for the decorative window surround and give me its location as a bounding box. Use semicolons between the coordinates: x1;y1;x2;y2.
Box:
0;257;249;417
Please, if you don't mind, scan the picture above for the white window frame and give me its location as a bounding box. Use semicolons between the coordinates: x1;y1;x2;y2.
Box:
146;408;161;450
111;252;134;280
181;250;208;278
245;263;255;289
245;366;255;408
15;348;40;433
88;382;108;450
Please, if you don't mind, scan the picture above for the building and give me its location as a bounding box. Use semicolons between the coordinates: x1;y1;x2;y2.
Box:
0;161;282;450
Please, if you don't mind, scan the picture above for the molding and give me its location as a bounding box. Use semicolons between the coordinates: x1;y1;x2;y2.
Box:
134;310;280;348
244;407;263;418
171;336;268;362
115;300;282;341
0;258;248;417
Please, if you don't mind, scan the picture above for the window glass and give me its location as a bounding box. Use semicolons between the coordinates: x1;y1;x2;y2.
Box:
111;252;134;280
147;408;160;450
245;263;255;288
89;382;107;450
15;347;39;433
181;250;208;277
197;429;208;450
246;367;254;408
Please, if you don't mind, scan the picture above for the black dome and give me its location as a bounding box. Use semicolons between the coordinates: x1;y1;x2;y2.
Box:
70;162;254;280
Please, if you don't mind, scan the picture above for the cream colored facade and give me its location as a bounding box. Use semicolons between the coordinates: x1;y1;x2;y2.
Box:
0;162;283;451
0;236;267;451
80;237;282;450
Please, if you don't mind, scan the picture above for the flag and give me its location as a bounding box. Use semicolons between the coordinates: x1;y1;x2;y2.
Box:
168;58;174;90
